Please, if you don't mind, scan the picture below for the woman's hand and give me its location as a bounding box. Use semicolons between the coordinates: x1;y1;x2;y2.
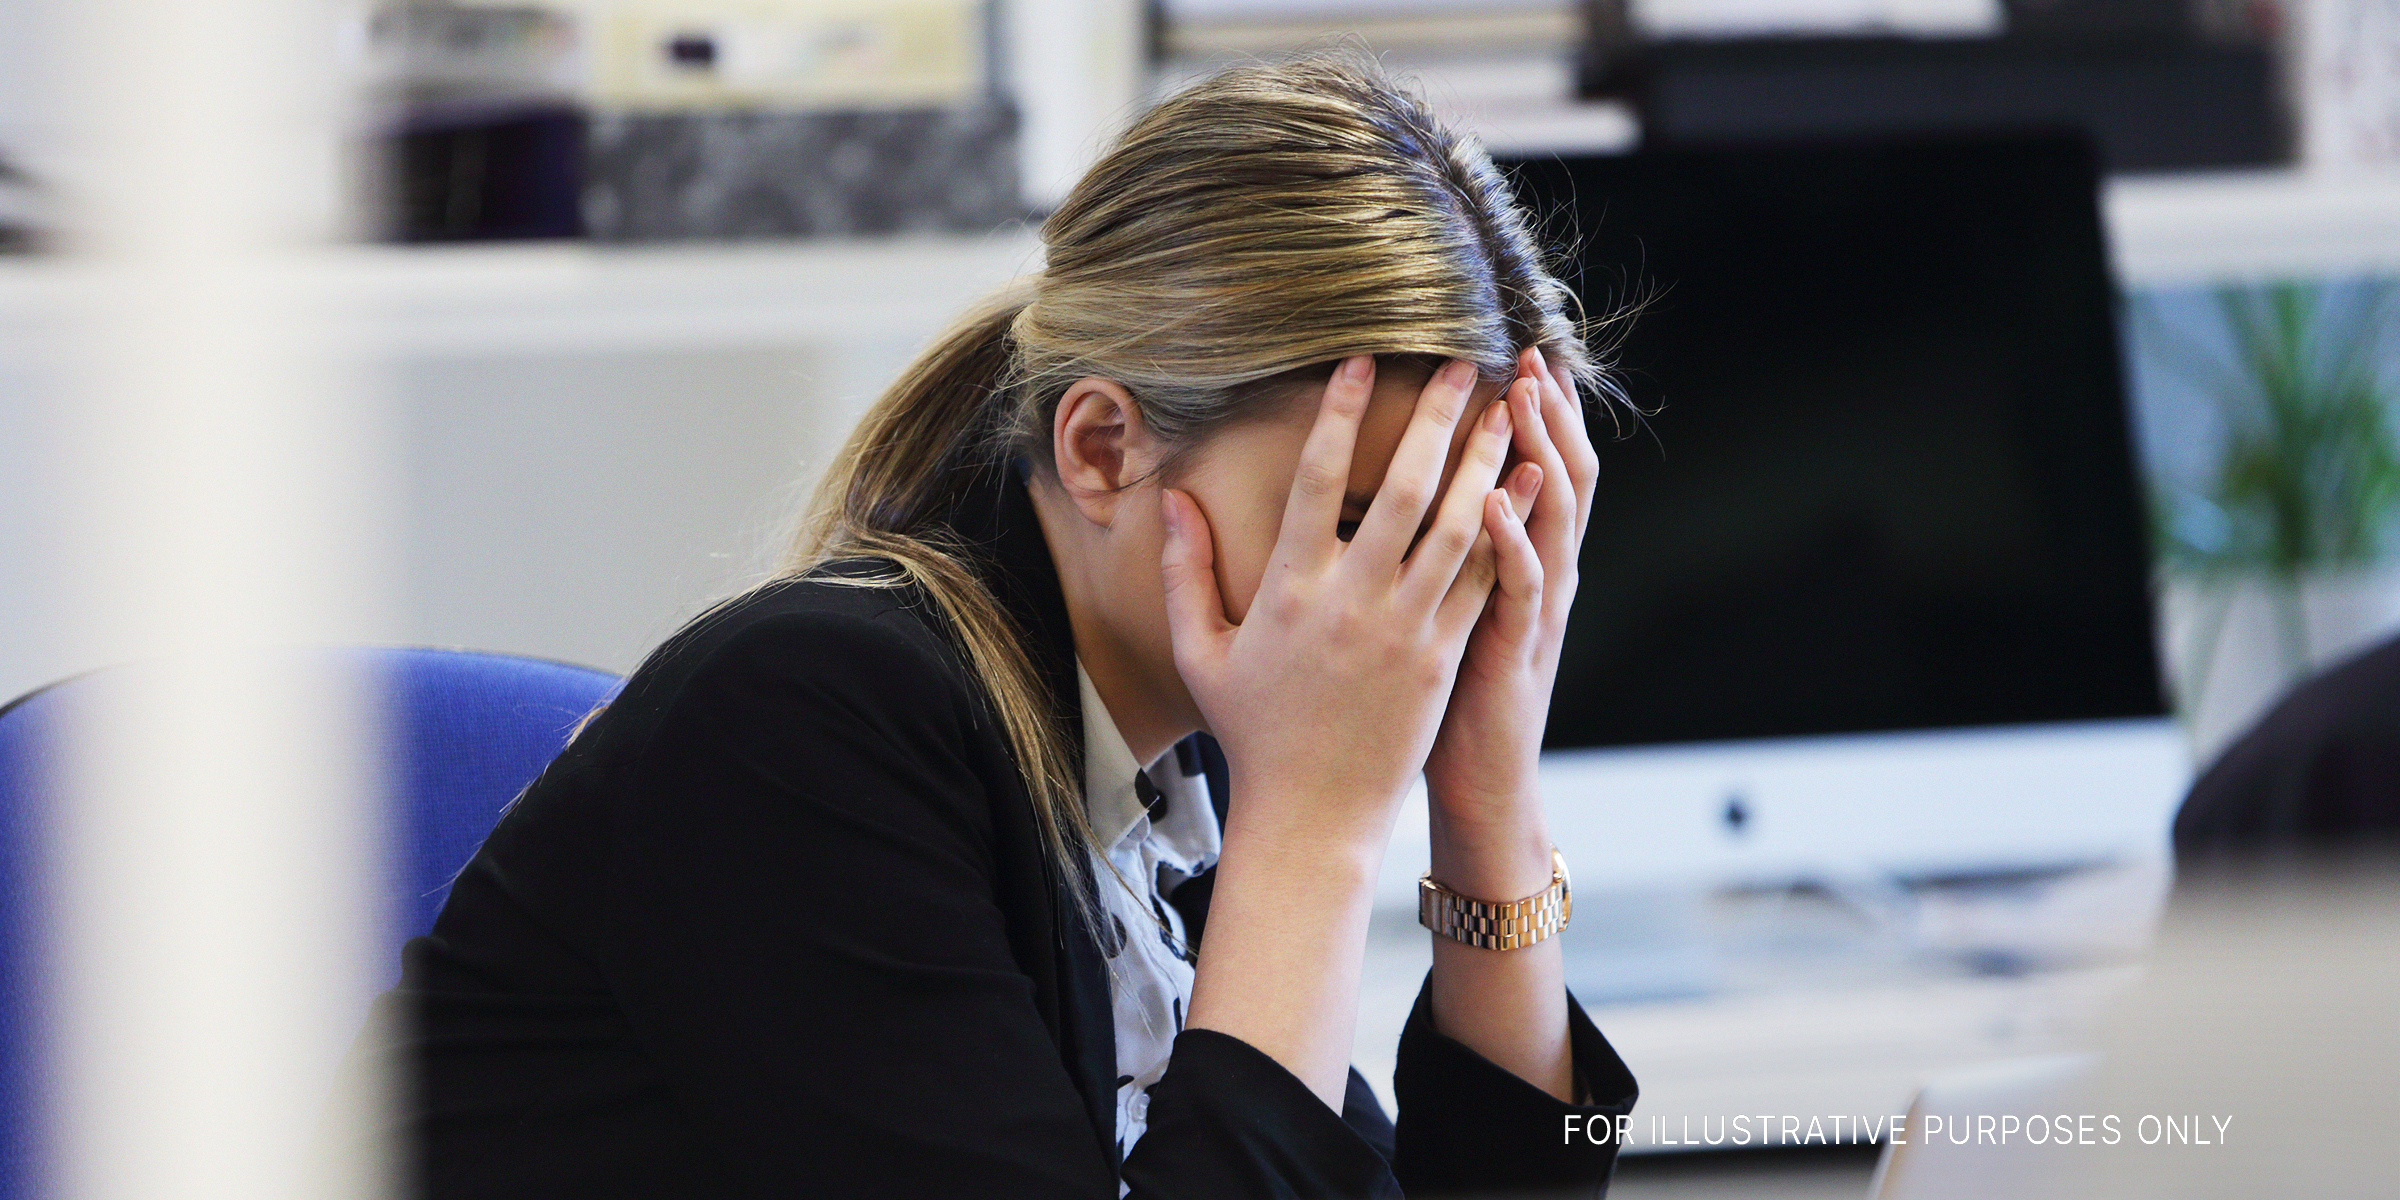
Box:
1415;346;1597;1106
1420;347;1598;843
1163;354;1518;1107
1158;354;1516;847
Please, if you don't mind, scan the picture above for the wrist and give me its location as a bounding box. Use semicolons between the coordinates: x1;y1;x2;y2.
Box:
1425;757;1540;825
1226;765;1409;850
1219;782;1393;883
1427;802;1553;902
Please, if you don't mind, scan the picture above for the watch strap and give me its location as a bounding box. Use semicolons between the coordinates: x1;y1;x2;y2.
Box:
1417;846;1572;951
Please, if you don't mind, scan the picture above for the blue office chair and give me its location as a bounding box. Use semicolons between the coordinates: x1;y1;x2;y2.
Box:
0;646;621;1200
364;648;623;959
0;678;57;1200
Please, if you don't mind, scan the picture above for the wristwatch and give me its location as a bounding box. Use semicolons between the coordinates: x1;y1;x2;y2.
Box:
1417;847;1572;950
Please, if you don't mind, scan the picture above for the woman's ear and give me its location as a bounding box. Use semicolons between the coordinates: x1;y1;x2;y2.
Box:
1051;376;1158;527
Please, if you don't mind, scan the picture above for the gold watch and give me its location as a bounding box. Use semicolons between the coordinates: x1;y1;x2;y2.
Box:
1417;847;1572;950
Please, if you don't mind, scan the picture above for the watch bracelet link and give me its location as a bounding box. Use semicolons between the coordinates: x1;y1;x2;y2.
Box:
1417;846;1572;951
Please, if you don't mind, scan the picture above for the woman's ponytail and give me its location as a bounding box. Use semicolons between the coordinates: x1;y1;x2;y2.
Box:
789;281;1099;911
800;284;1028;545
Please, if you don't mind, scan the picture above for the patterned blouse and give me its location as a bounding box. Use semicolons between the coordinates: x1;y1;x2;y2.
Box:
1074;662;1222;1190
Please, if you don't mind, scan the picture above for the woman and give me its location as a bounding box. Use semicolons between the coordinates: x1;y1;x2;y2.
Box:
367;55;1639;1198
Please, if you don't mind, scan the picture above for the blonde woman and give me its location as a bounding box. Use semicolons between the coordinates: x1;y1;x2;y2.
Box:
366;55;1639;1198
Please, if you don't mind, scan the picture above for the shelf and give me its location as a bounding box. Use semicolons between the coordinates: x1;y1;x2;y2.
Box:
0;232;1049;364
3;168;2394;366
2102;170;2400;286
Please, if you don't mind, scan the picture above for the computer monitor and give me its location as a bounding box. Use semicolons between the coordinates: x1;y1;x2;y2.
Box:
1517;133;2165;753
1394;133;2187;899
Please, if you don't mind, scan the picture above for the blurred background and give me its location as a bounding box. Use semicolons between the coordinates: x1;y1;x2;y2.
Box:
1;1;2396;1198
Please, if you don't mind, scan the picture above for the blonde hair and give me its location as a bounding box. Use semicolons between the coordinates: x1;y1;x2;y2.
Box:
787;52;1627;912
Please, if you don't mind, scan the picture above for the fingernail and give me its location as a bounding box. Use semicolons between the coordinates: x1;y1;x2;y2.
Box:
1446;359;1476;388
1496;490;1516;522
1159;489;1182;534
1483;400;1511;434
1343;355;1373;383
1514;462;1543;502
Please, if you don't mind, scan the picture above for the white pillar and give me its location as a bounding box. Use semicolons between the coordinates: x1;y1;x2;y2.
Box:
54;0;386;1196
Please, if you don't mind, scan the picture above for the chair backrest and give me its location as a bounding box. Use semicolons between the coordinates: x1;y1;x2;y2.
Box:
0;682;64;1200
0;646;621;1200
366;647;622;964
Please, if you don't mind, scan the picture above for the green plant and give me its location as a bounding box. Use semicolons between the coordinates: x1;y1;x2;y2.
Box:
2142;279;2398;699
2151;280;2400;573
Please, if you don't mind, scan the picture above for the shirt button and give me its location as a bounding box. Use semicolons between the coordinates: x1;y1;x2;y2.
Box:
1128;1091;1150;1122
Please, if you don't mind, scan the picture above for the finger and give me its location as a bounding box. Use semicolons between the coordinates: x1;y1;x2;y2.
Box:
1507;460;1544;518
1435;514;1502;642
1275;355;1375;571
1400;394;1515;609
1533;345;1591;443
1481;488;1544;646
1505;362;1575;546
1158;489;1234;670
1529;347;1601;535
1347;358;1478;572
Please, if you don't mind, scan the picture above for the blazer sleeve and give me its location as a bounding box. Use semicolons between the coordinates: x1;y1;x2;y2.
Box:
1127;1031;1402;1199
1392;972;1639;1198
602;610;1118;1199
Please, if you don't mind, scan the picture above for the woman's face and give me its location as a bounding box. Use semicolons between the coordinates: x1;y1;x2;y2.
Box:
1036;359;1506;756
1170;363;1506;624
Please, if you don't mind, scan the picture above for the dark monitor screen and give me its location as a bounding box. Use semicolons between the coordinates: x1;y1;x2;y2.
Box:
1505;135;2167;751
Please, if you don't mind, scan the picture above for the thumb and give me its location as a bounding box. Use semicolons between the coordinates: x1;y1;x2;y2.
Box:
1158;489;1234;658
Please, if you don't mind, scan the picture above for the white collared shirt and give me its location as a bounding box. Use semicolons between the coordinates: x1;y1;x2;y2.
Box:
1076;661;1222;1182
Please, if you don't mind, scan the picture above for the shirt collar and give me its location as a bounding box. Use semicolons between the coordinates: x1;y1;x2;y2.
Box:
1077;660;1150;851
1077;660;1225;877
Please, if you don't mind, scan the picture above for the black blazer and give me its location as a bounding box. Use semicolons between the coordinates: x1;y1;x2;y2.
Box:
354;466;1638;1199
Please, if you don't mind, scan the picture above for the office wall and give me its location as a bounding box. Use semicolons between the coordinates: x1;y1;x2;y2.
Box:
389;343;822;673
381;334;920;674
